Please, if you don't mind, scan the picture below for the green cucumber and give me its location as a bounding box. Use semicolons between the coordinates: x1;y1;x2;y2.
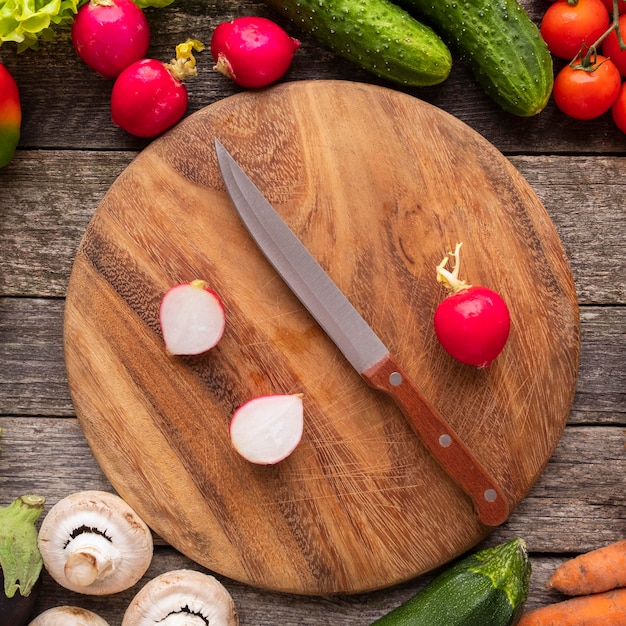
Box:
267;0;452;86
371;538;531;626
396;0;553;116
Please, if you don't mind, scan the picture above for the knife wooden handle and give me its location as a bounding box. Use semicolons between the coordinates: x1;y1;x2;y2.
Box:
362;353;510;526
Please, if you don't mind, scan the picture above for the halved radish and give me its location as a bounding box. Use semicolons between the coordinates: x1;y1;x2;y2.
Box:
230;394;304;464
159;280;225;355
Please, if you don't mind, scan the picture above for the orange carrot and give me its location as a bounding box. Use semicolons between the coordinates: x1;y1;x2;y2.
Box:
517;588;626;626
547;539;626;595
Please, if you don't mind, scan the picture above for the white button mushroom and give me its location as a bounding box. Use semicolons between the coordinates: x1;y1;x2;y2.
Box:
122;569;239;626
37;491;153;595
28;606;110;625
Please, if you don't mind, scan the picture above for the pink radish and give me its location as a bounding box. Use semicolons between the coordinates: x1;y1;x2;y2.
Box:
110;39;203;138
230;394;304;464
210;16;300;88
72;0;150;79
159;279;225;355
433;243;511;368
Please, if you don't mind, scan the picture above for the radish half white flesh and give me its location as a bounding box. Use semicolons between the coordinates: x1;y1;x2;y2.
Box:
159;280;225;355
230;394;304;464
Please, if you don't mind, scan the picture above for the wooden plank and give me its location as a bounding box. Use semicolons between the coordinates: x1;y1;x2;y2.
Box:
0;151;133;298
0;298;71;416
1;417;624;547
1;152;625;304
1;416;624;621
515;156;626;305
1;299;623;422
24;546;583;624
27;547;606;624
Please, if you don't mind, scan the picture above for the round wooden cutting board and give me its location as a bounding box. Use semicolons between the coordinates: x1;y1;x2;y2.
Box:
64;80;580;595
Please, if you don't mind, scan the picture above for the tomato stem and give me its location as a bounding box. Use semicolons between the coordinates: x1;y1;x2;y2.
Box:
613;0;626;49
575;0;625;67
571;47;610;70
436;242;470;294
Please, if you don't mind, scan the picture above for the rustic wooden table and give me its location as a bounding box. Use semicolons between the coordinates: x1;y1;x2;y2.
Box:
1;0;624;623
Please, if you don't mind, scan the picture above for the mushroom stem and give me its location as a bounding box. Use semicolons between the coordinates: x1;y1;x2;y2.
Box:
64;533;119;587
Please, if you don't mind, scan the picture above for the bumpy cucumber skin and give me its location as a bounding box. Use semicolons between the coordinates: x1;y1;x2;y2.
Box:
371;539;531;626
267;0;452;86
397;0;553;116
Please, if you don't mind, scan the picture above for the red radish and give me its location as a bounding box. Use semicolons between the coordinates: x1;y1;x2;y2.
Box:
111;39;203;138
71;0;150;79
159;279;225;355
210;16;300;88
433;243;510;368
230;394;304;464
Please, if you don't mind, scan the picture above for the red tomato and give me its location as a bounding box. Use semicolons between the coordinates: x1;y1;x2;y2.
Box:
553;55;621;119
612;82;626;132
541;0;610;59
600;0;626;14
602;14;626;75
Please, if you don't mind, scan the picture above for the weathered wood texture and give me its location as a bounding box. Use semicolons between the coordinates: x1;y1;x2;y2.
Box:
1;300;623;422
62;81;579;594
0;0;625;622
0;417;624;623
2;153;625;304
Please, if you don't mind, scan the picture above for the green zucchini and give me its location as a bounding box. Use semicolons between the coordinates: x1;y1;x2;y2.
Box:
396;0;553;116
267;0;452;86
371;538;531;626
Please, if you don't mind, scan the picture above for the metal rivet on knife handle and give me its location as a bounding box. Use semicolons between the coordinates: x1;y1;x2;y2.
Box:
362;354;510;527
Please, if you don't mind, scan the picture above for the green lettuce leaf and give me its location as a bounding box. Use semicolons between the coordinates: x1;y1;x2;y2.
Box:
0;0;174;51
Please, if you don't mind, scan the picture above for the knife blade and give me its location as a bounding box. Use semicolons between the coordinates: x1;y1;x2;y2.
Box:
214;138;509;526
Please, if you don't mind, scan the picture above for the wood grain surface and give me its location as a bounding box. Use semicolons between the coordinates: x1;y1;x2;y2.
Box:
63;80;580;595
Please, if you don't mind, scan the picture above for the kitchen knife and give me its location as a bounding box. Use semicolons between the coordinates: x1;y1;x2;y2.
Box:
214;138;509;527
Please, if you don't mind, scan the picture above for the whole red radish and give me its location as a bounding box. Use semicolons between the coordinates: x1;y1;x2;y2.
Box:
433;243;510;368
72;0;150;79
111;39;204;138
211;16;300;88
230;394;304;465
159;279;225;355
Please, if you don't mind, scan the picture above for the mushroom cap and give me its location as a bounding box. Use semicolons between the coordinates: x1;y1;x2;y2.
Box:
122;569;239;626
28;606;111;625
38;491;153;595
